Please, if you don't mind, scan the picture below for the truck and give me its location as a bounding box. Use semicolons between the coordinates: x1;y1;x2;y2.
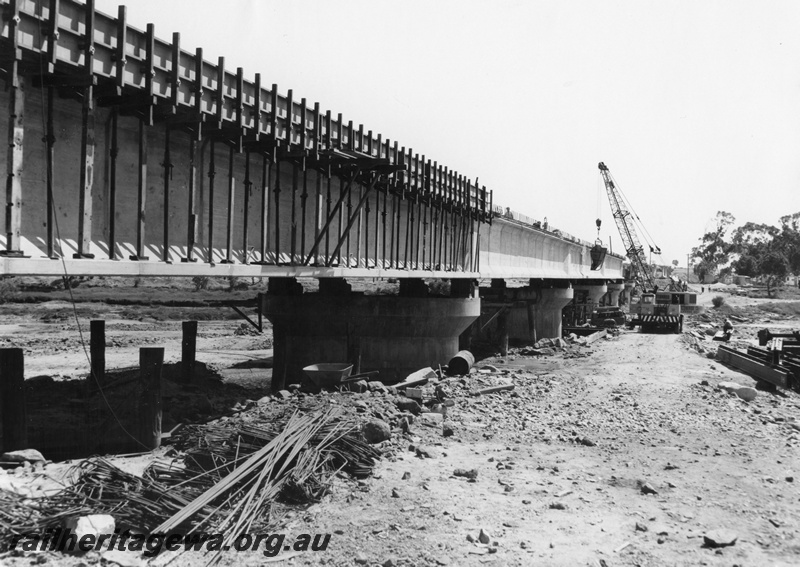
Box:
628;291;696;333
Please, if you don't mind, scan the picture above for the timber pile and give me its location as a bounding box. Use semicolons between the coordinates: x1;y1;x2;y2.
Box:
0;408;380;552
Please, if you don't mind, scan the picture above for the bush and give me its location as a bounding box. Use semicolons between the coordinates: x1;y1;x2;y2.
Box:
192;276;210;291
711;295;725;308
0;278;18;303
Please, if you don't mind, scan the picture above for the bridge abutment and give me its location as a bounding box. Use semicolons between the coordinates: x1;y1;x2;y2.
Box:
261;278;480;390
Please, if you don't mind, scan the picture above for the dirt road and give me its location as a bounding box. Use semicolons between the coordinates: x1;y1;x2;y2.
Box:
291;330;799;567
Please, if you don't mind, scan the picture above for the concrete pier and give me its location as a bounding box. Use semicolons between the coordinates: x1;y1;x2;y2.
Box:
605;282;625;306
261;279;480;388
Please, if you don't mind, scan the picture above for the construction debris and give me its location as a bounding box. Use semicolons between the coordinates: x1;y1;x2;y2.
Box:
0;408;380;557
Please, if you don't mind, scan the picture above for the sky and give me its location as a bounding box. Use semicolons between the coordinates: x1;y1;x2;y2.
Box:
94;0;800;268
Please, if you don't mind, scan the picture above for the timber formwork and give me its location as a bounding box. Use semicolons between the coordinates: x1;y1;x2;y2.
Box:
0;0;492;274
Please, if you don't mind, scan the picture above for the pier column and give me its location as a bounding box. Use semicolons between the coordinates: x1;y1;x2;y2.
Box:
261;280;480;387
606;282;625;306
487;284;574;343
573;282;608;309
620;282;635;305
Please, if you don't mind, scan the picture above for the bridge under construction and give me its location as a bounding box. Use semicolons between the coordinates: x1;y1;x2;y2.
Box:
1;0;626;384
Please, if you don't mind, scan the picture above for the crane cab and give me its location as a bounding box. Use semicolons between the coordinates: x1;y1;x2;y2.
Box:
629;292;687;333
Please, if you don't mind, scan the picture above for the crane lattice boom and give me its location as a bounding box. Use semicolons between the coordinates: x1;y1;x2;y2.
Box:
598;162;655;291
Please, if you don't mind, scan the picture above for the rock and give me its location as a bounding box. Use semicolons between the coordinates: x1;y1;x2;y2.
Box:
415;445;438;459
367;381;388;393
1;449;46;464
640;482;658;495
703;528;738;548
362;419;392;444
442;421;456;437
717;381;757;401
635;522;648;532
101;550;146;567
419;412;444;425
391;488;401;498
275;390;292;399
717;381;742;394
350;380;369;393
480;365;499;373
478;529;491;544
466;533;476;543
549;502;567;510
395;397;422;415
578;436;596;447
453;468;479;480
402;471;411;480
64;515;116;552
355;553;369;564
405;387;424;400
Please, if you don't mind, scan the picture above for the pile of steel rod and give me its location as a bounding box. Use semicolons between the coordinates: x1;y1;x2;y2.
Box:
0;407;380;552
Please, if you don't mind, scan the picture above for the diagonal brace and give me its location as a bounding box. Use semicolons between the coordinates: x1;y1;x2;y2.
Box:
326;175;381;267
303;170;360;265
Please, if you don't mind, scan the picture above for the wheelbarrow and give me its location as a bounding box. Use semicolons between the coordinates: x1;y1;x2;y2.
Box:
302;363;380;388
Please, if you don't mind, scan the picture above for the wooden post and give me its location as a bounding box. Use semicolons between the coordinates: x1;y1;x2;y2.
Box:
90;320;105;386
138;347;163;450
0;348;27;452
497;308;509;357
181;321;197;383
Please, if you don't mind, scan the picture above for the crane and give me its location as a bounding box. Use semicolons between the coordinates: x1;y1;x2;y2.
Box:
597;162;657;291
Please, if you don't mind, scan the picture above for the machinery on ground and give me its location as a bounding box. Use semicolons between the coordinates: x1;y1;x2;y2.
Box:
598;162;658;292
628;291;685;333
598;162;693;332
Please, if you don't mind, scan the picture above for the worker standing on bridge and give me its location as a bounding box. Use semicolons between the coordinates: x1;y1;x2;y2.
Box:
723;319;734;342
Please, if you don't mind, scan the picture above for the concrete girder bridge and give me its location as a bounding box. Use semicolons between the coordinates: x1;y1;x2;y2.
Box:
0;0;625;387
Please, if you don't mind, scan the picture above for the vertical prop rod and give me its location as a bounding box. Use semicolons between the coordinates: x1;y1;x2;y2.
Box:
45;87;56;258
258;152;270;263
108;110;119;260
221;146;235;264
162;126;172;262
299;98;309;264
74;0;95;259
287;90;297;264
207;140;216;263
242;151;251;263
183;135;198;262
130;119;148;260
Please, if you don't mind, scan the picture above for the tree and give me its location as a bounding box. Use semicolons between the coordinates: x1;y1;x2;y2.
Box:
692;211;735;282
759;251;789;297
777;212;800;276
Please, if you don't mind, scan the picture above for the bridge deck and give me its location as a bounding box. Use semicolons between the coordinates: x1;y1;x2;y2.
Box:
0;0;623;281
